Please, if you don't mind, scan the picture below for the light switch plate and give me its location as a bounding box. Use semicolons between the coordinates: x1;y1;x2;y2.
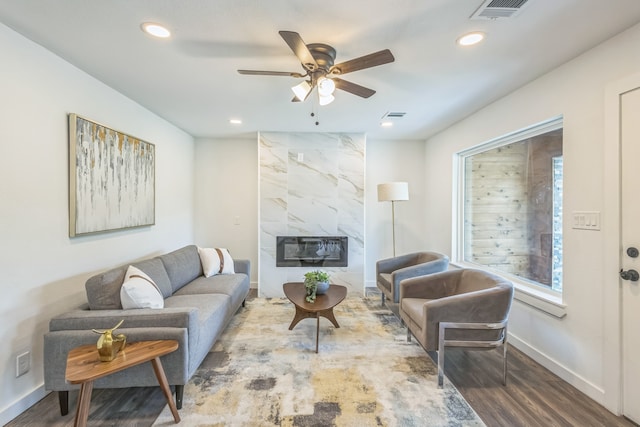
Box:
572;211;600;230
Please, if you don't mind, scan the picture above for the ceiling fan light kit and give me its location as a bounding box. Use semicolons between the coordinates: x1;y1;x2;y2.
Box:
318;93;335;106
238;30;394;106
317;77;336;96
292;80;312;101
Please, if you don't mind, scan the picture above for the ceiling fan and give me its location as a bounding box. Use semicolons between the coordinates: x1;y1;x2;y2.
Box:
238;31;395;105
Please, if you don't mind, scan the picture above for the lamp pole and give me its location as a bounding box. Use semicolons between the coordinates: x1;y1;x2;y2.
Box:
391;200;397;257
377;182;409;258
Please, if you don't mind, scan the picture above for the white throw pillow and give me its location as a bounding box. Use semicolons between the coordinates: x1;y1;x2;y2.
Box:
120;265;164;309
198;247;235;277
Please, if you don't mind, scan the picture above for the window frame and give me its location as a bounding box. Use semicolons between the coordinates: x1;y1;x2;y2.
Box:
452;116;567;317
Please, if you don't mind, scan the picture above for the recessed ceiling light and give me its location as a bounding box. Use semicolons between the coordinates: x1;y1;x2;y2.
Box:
457;32;485;46
381;121;394;128
141;22;171;38
229;119;242;125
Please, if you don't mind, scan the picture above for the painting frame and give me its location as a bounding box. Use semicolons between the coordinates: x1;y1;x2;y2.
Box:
69;114;155;237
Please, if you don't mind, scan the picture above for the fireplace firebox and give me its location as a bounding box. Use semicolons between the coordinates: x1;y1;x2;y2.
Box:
276;236;348;267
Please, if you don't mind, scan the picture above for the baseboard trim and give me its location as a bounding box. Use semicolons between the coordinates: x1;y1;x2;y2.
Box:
508;333;606;405
0;383;48;425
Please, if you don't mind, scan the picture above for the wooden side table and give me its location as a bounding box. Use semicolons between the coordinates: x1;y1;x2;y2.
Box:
283;282;347;353
65;340;181;426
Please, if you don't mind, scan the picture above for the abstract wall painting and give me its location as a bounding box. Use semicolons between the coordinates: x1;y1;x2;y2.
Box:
69;114;155;237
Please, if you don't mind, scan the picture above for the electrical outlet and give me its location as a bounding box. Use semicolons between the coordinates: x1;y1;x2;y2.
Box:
16;351;30;377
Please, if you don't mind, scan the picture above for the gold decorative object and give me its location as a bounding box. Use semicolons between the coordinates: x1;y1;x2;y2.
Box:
92;320;127;362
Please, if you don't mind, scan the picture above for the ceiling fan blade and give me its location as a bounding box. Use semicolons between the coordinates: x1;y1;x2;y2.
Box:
329;49;395;76
333;78;376;98
279;31;318;71
238;70;304;78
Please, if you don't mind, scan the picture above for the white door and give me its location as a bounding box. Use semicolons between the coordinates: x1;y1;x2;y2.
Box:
620;86;640;424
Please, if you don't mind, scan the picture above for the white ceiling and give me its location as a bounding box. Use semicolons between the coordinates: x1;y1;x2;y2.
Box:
1;0;640;140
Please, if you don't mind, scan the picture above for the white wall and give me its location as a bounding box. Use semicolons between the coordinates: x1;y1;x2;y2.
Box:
423;22;640;410
0;23;195;423
194;137;258;286
365;139;427;286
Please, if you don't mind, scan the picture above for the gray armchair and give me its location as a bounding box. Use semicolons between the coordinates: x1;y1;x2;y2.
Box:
399;268;514;386
376;251;449;304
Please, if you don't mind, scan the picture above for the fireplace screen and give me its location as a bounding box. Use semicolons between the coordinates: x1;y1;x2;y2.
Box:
276;236;348;267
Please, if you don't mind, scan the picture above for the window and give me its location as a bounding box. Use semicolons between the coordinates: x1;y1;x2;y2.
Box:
457;118;563;293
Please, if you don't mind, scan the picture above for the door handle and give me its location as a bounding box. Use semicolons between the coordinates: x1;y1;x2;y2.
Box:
620;269;639;281
627;247;639;258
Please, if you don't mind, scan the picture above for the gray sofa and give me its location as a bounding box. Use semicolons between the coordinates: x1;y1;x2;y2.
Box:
43;245;250;415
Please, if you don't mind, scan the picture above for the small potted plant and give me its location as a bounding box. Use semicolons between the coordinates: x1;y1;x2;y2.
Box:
304;270;330;303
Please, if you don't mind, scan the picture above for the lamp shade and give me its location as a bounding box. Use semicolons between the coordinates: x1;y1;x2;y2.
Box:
291;80;312;101
318;77;336;96
377;182;409;202
318;93;335;106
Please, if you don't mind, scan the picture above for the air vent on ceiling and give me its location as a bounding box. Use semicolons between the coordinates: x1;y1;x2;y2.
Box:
470;0;530;20
382;112;406;119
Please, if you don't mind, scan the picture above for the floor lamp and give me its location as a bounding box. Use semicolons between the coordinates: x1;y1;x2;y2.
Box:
377;182;409;256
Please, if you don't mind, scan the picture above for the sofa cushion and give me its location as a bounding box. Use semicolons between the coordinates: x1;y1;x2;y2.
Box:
164;293;231;374
198;247;235;277
85;266;127;310
173;273;249;315
160;245;203;293
121;266;164;309
131;257;173;298
85;257;173;310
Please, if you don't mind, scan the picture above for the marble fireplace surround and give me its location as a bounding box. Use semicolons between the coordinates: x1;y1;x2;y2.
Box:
259;132;365;297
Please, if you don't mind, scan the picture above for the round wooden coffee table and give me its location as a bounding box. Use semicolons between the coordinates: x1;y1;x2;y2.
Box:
283;282;347;353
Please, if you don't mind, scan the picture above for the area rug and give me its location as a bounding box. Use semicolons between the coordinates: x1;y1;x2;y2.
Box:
153;296;484;426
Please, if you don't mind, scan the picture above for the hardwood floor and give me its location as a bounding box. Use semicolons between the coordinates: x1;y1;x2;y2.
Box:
378;293;637;427
5;387;167;426
444;345;636;427
7;292;637;426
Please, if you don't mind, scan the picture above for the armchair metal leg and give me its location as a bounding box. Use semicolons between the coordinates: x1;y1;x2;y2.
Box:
438;322;446;387
437;348;444;387
406;327;411;342
437;319;509;388
502;325;508;385
381;293;385;307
